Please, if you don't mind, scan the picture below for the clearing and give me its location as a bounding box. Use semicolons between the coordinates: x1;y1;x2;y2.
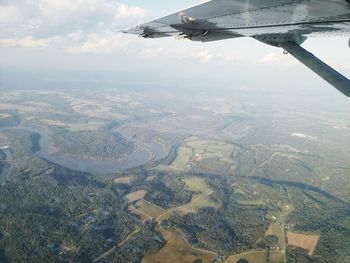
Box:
287;232;320;256
125;190;147;204
113;176;134;185
134;199;165;218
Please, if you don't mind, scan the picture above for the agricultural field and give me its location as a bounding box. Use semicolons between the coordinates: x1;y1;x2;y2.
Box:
70;99;129;121
157;177;220;222
129;177;220;223
225;251;284;263
125;190;148;204
157;137;236;174
67;121;104;132
113;176;135;185
142;229;217;263
287;232;320;256
134;200;165;219
0;85;349;263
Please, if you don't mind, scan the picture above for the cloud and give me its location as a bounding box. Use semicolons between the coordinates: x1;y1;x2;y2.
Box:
0;1;151;38
258;52;283;64
63;33;125;54
192;50;223;64
258;51;297;66
114;4;151;26
0;5;21;24
0;36;52;48
0;0;152;56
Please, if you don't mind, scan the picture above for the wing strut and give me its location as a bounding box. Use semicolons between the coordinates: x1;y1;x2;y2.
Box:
278;41;350;97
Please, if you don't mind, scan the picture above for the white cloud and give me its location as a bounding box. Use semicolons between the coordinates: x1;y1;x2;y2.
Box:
258;51;297;66
0;6;21;24
114;4;151;26
258;52;283;64
192;50;222;64
63;33;125;54
0;0;151;39
0;36;52;48
139;47;166;58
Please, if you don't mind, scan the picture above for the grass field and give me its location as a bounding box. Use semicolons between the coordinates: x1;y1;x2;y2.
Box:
135;199;165;218
237;200;265;206
125;190;147;204
157;177;220;222
67;121;104;132
186;137;235;166
157;137;236;173
128;205;152;221
142;229;217;263
184;177;211;194
113;176;134;185
158;146;193;172
287;232;320;256
71;99;128;120
225;251;284;263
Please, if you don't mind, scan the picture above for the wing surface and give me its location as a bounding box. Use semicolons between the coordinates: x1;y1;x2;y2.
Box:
124;1;350;96
125;0;350;40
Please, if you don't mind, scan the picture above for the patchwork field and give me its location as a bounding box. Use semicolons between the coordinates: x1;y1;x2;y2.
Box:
287;232;320;256
71;99;128;120
157;177;220;222
157;137;236;173
142;229;217;263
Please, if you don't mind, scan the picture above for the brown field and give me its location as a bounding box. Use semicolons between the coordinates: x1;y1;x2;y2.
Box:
128;205;152;221
125;190;147;204
142;229;217;263
225;251;284;263
135;199;165;218
287;232;320;256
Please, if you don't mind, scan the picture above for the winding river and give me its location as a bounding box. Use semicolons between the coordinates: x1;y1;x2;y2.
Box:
17;125;167;174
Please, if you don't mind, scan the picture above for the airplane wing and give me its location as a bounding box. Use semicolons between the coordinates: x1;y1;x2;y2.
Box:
124;0;350;97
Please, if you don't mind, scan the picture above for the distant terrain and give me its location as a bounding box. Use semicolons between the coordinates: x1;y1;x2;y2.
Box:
0;86;349;263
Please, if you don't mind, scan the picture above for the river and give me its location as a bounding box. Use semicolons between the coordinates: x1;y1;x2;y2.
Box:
18;125;167;174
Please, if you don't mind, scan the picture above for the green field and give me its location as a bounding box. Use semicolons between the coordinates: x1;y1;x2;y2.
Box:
67;121;104;132
157;137;236;173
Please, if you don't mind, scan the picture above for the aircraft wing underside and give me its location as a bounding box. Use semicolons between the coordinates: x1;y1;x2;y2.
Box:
124;0;350;96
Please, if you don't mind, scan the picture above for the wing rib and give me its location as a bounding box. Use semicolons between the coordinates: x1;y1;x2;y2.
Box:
279;41;350;97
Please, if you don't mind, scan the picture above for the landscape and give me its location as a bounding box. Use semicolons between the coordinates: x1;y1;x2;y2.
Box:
0;84;349;263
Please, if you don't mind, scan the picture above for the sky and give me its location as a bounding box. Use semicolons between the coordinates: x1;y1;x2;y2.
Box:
0;0;350;101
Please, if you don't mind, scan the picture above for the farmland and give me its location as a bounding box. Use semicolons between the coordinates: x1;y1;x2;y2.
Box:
225;251;284;263
142;229;217;263
287;232;320;256
157;137;236;174
0;85;349;263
